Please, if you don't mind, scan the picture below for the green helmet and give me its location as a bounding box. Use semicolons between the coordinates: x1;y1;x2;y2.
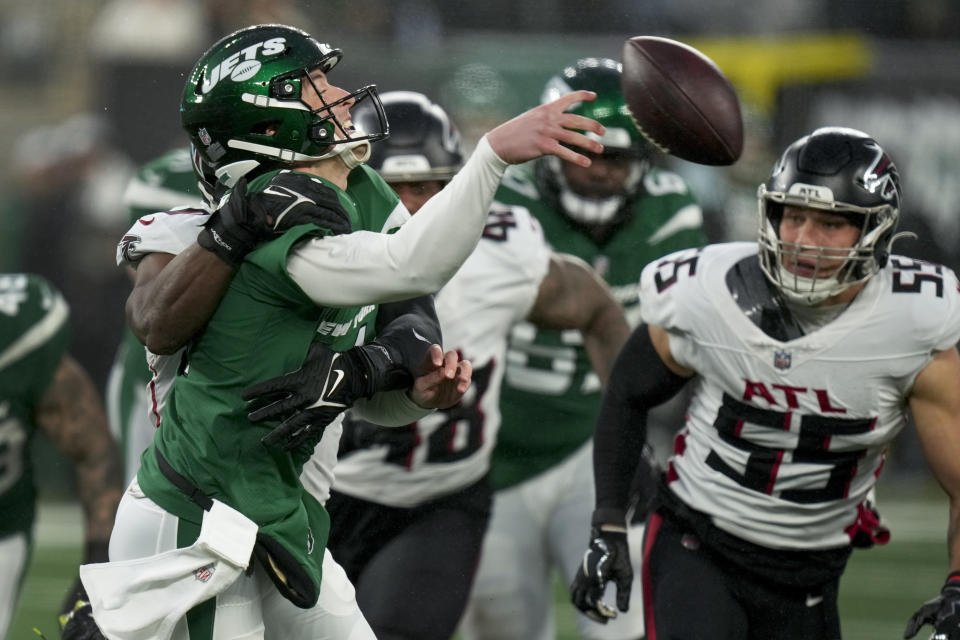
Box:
537;57;652;226
181;24;388;187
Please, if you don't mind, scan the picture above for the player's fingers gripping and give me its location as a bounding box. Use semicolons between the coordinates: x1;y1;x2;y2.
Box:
570;561;611;624
262;410;314;450
242;377;303;422
428;343;444;369
442;349;460;378
245;390;292;420
456;358;473;393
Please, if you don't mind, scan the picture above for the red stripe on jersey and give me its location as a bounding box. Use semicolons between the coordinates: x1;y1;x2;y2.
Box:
765;450;784;494
642;512;663;640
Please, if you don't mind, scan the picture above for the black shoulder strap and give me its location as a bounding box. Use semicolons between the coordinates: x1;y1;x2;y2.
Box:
154;447;214;512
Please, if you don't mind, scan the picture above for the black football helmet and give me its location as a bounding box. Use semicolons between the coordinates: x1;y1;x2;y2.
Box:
181;24;388;188
757;126;902;305
535;57;653;226
353;91;463;183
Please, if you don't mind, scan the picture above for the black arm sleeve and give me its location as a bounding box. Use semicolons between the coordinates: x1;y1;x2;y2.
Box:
373;294;442;390
592;324;691;524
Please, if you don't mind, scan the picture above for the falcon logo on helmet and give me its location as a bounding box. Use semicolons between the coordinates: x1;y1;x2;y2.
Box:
861;143;899;202
757;127;904;306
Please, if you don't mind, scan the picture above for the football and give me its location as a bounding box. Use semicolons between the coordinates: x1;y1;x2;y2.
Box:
621;36;743;165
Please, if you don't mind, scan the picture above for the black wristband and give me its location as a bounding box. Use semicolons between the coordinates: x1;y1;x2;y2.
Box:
197;224;248;268
348;342;399;398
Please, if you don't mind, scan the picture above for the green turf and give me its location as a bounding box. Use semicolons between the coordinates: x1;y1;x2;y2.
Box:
9;545;80;640
10;492;952;639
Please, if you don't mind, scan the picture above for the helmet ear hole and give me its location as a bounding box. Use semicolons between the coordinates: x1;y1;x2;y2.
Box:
251;121;280;136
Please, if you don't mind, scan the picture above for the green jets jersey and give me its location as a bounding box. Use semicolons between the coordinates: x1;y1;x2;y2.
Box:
136;166;401;596
492;163;707;490
0;274;70;538
110;148;205;479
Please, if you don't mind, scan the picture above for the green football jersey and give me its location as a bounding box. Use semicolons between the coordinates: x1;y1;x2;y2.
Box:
492;163;707;490
0;274;70;537
110;148;205;478
136;167;401;593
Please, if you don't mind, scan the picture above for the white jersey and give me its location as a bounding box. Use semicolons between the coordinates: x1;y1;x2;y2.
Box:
333;203;552;507
640;242;960;550
117;207;210;427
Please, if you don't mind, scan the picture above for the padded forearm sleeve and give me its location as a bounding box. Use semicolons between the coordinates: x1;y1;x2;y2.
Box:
593;324;690;516
375;294;442;390
287;136;508;306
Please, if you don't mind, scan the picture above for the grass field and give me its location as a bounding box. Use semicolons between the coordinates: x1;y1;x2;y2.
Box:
9;485;950;639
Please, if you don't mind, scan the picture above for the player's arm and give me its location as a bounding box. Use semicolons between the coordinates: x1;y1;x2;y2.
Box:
526;253;630;385
245;295;470;447
904;346;960;638
35;354;123;623
570;323;692;623
593;324;692;522
126;246;234;354
367;294;470;413
287;91;606;307
36;354;123;546
125;174;353;354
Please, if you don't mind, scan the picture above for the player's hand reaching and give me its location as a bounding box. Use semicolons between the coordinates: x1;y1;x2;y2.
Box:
486;90;605;167
409;344;472;409
243;340;398;451
904;573;960;639
198;172;352;267
570;524;633;624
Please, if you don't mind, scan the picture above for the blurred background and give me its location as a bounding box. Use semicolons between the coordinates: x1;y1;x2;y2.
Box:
4;0;960;636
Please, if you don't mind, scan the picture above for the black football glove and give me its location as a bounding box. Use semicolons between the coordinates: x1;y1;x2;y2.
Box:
246;170;352;236
59;599;105;640
905;573;960;639
243;340;399;451
198;172;351;267
570;523;633;624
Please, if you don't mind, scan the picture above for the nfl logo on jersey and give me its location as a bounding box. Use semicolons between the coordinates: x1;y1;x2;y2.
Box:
193;564;215;583
773;350;792;371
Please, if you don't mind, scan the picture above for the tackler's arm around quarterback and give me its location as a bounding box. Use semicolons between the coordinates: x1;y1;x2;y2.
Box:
126;172;352;354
